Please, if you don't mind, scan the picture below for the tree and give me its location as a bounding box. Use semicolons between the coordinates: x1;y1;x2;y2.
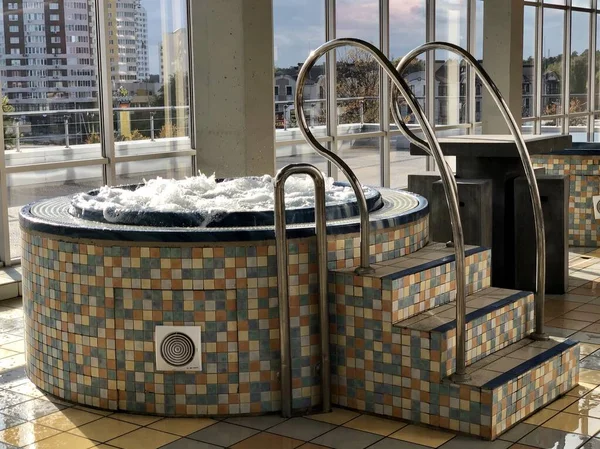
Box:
2;96;16;150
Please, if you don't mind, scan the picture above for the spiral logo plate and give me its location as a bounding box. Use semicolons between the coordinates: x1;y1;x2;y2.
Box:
160;332;196;367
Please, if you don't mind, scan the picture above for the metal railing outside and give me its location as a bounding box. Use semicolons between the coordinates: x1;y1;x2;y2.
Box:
295;38;468;381
392;42;548;347
275;163;331;418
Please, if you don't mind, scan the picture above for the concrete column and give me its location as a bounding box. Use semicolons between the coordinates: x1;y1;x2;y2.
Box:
189;0;275;177
482;0;524;134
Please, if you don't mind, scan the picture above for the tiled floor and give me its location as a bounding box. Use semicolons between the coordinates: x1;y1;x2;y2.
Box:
4;248;600;448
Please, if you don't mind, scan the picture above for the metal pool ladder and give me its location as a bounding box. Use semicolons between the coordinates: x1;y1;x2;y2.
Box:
275;163;331;418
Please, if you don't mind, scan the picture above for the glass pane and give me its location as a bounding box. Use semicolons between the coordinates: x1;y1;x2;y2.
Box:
572;0;592;8
569;123;589;141
390;132;426;189
569;11;590;122
596;15;600;110
275;142;329;173
594;114;600;141
523;6;536;119
542;8;564;117
390;0;426;131
435;0;467;126
125;0;191;156
1;0;101;165
544;0;565;5
338;137;381;187
474;0;483;123
273;0;326;141
8;166;104;259
115;155;193;185
521;121;535;136
336;0;380;134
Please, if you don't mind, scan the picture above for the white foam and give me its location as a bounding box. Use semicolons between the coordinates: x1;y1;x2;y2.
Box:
71;172;362;224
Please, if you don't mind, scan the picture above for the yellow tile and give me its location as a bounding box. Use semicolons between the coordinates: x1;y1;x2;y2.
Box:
109;413;162;426
567;384;596;397
231;432;304;449
565;395;600;418
148;418;217;436
73;406;113;417
1;341;24;353
67;418;139;442
580;343;600;357
542;412;600;436
389;424;454;447
106;428;179;449
343;414;407;436
306;408;359;425
580;369;600;387
545;318;589;330
23;432;97;449
524;408;559;425
546;396;579;411
0;422;61;447
34;409;103;431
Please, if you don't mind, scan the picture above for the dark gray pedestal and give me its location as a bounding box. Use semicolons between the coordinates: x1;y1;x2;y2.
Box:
514;174;569;294
431;179;493;247
407;173;440;203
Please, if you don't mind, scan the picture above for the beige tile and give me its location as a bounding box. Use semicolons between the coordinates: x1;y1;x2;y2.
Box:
0;422;61;447
581;343;600;357
343;414;406;436
577;304;600;313
542;412;600;435
1;340;24;353
0;353;26;373
10;382;46;398
67;418;139;442
306;408;359;425
546;318;590;330
567;384;597;397
524;408;558;425
73;406;113;417
23;432;97;449
106;428;179;449
231;432;304;449
109;413;162;426
389;424;454;447
485;357;524;373
565;395;600;418
580;369;600;387
297;444;330;449
34;409;103;431
546;395;579;411
0;348;18;360
563;311;600;322
148;418;217;436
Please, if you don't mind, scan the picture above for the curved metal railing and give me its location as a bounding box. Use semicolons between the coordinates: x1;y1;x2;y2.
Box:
391;41;547;341
295;38;470;382
275;163;331;417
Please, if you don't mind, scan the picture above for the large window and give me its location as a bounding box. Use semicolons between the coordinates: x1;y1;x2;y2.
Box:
0;0;193;262
273;0;481;190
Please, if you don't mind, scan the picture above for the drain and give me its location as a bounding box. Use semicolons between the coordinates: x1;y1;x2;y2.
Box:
159;332;196;367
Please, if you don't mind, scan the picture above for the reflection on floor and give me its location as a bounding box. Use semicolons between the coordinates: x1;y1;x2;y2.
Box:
3;248;600;448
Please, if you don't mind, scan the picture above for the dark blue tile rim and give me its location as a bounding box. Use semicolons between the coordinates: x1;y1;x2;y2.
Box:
480;339;579;390
19;188;429;243
432;290;532;333
538;143;600;155
382;246;490;281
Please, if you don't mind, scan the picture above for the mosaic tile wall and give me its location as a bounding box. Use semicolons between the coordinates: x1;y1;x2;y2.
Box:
22;216;428;416
390;249;491;323
532;155;597;247
328;276;579;439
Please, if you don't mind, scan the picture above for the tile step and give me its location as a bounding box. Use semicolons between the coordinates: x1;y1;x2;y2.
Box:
394;287;535;377
329;242;491;323
0;267;21;301
450;337;580;439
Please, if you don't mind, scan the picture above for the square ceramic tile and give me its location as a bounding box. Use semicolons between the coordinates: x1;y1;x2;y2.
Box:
0;422;61;447
231;432;304;449
311;427;382;449
0;391;38;409
546;396;579;411
188;422;258;447
580;437;600;449
306;408;359;426
34;409;103;431
148;418;217;436
2;398;66;421
0;414;24;432
269;418;336;441
23;432;97;449
8;382;45;398
67;417;140;442
389;425;455;448
524;409;559;425
497;423;537;442
159;439;222;449
106;427;179;449
225;415;288;430
485;357;525;373
519;427;588;449
343;414;406;436
542;412;600;436
438;436;511;448
368;438;432;449
580;369;600;386
110;413;162;426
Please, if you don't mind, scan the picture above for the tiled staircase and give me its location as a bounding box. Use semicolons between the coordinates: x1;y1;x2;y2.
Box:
328;241;580;440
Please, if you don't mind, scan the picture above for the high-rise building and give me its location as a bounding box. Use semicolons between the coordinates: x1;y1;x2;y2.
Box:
0;0;150;112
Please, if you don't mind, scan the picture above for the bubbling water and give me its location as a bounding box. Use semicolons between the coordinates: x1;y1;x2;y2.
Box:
70;172;362;225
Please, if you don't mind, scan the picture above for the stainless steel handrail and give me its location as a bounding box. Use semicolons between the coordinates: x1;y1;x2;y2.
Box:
392;41;548;341
295;38;469;382
275;163;331;418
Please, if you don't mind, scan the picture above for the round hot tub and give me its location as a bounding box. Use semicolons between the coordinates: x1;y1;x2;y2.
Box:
20;178;428;416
